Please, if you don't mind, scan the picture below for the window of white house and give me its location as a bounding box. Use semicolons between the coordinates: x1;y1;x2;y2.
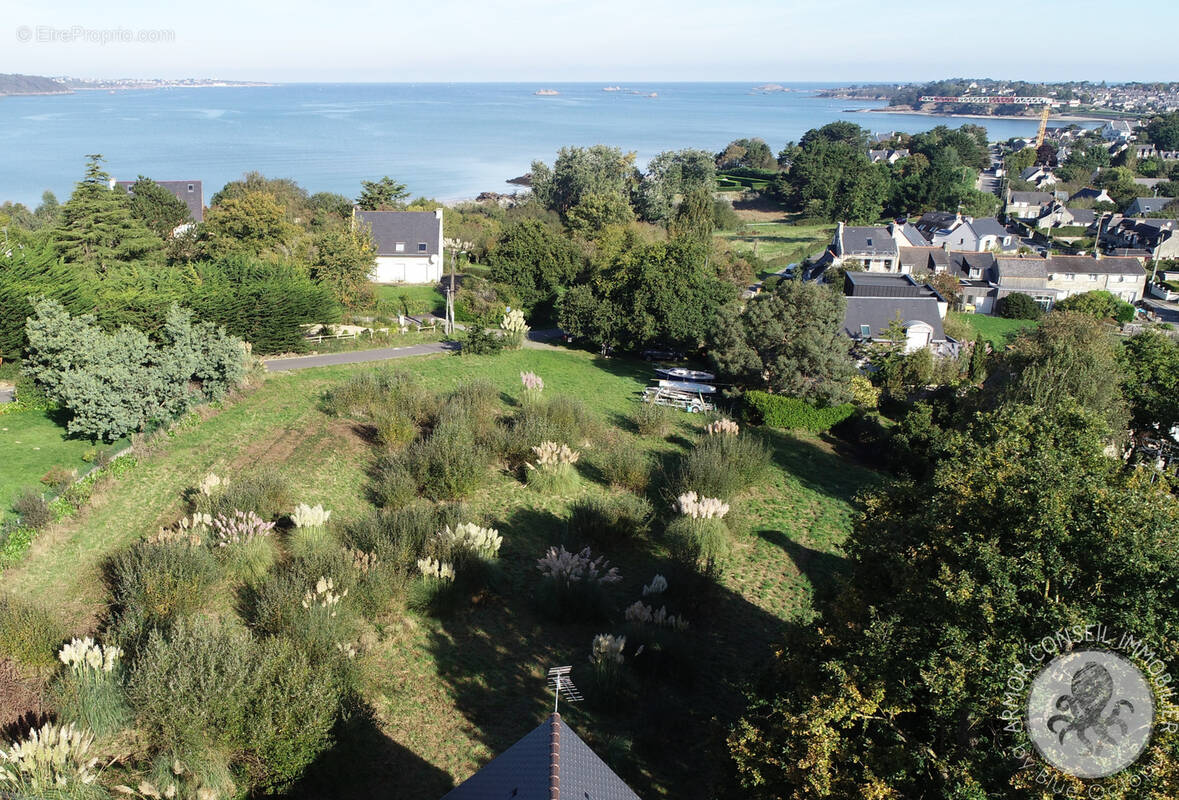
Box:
1066;273;1075;280
395;242;405;252
1089;274;1098;281
1033;295;1053;311
418;242;427;253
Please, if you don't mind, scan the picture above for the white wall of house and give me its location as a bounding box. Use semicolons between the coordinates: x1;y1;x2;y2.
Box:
963;293;995;314
372;255;442;284
904;321;933;353
1046;271;1146;302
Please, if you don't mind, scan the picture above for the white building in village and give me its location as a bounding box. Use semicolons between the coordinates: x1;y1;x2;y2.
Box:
353;208;444;284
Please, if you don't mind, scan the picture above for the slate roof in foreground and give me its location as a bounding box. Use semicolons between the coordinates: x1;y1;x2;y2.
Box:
354;210;442;257
441;713;641;800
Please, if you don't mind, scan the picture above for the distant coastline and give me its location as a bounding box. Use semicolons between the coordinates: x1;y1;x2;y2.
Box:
855;107;1123;123
0;72;271;98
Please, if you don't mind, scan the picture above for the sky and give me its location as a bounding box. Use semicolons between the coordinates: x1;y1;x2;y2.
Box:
5;0;1177;83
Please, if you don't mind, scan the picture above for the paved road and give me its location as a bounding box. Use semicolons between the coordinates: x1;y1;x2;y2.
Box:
263;341;457;371
262;329;565;372
1141;298;1179;325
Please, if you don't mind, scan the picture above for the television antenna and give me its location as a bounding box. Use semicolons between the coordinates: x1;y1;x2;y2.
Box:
547;666;583;713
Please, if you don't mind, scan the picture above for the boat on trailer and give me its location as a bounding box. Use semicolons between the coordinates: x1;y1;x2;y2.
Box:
654;367;716;382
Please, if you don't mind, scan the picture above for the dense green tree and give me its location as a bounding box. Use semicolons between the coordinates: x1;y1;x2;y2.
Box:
486;219;585;314
530;145;638;219
1145;111;1179;150
1059;138;1112;183
558;238;732;352
715;137;776;170
211;172;311;223
34;190;61;228
1004;146;1037;175
1056;289;1135;323
1095;166;1140;208
306;192;353;228
667;186;716;247
780;139;889;222
200;192;299;258
709;279;855;405
23;299;246;441
730;403;1179;799
184;256;338;354
985;311;1128;433
1118;329;1179;436
564;192;634;234
0;238;92;358
355;177;410;211
51;155;165;272
995;292;1042;319
307;225;376;308
798;121;868;151
635;149;716;221
126;176;193;239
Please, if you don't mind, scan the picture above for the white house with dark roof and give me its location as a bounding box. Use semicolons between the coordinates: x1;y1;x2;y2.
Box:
842;294;957;357
1005;190;1055;220
1100;120;1134;142
828;222;901;273
353;208;444;284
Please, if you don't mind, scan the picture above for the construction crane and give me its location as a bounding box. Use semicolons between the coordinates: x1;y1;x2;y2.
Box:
918;95;1055;147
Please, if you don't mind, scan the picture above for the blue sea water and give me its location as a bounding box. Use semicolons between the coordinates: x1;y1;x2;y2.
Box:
0;82;1055;207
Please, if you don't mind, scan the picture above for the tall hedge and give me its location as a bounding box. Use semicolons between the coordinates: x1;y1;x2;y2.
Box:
185;256;339;354
745;390;855;432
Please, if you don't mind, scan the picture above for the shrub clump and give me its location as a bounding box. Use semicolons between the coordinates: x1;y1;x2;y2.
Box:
525;441;580;493
744;391;855;432
676;431;770;499
411;522;503;612
404;418;491;500
126;618;347;795
632;400;672;437
110;541;219;632
0;722;102;798
567;494;653;546
535;545;621;621
664;492;732;573
50;637;130;736
0;594;68;669
192;468;290;520
592;441;652;494
13;489;53;530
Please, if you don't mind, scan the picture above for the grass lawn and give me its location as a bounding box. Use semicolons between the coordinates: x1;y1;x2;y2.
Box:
374;284;446;316
0;409;125;519
715;220;834;275
949;311;1038;347
3;348;880;798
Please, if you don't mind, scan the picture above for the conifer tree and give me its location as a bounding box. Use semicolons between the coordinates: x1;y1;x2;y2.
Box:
52;155;164;272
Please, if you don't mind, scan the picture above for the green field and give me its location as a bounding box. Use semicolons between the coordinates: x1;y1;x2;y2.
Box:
2;348;879;798
949;311;1038;347
374;284;446;316
715;221;834;275
0;409;125;519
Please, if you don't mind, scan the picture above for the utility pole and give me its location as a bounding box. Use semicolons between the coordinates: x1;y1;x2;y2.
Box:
445;247;457;335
